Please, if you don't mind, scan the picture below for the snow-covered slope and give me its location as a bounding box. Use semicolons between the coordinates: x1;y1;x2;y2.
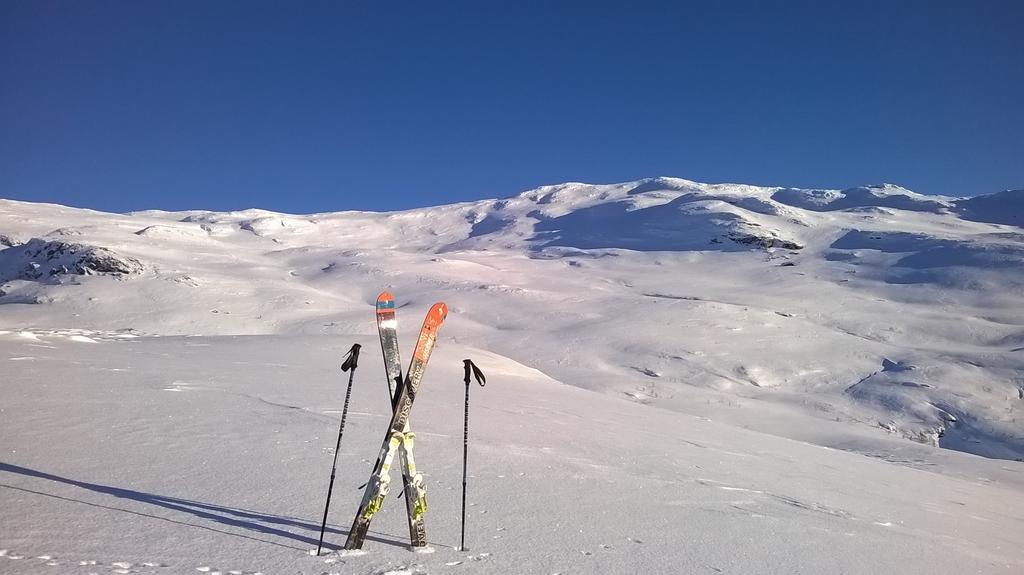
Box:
3;331;1022;574
2;178;1023;573
3;178;1022;459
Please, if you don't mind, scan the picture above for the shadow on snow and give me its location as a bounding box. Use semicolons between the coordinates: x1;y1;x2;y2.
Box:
0;461;409;552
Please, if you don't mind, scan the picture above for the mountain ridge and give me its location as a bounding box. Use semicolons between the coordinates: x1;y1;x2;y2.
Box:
4;176;1021;218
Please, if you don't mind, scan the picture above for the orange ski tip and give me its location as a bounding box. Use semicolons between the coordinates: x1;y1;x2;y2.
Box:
377;291;394;301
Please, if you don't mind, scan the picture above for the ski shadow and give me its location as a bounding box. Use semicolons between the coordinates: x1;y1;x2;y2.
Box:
0;461;408;551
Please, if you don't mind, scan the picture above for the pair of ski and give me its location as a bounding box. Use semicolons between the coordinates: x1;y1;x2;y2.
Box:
344;292;447;550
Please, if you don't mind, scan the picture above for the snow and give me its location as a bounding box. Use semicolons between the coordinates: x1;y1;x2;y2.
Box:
771;183;953;213
1;177;1023;574
955;189;1024;227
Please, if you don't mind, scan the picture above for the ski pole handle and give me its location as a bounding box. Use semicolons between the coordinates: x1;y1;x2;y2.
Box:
342;343;361;372
463;359;486;387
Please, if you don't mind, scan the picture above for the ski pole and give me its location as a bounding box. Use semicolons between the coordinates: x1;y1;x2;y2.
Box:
460;359;486;551
316;343;361;556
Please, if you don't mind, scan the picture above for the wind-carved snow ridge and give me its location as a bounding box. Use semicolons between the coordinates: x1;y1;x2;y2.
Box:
771;184;954;213
443;177;808;253
954;188;1024;227
135;224;210;240
1;177;1023;463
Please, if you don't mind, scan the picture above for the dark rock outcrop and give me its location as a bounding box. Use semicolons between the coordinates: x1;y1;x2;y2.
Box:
0;239;144;282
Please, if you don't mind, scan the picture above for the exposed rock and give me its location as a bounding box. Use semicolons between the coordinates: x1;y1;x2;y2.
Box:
46;227;85;237
0;239;144;282
727;232;803;250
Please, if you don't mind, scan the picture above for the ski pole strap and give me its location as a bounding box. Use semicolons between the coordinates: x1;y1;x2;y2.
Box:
342;343;361;372
463;359;486;387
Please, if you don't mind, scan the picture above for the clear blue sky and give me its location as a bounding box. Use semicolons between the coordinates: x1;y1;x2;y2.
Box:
1;1;1021;213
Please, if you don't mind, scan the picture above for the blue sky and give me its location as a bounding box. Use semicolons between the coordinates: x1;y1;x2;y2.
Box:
1;1;1021;213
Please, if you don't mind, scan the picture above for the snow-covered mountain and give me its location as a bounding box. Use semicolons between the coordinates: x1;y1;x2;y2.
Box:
3;178;1022;458
2;178;1024;574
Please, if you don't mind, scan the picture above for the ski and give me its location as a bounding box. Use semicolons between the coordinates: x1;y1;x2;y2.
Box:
376;292;402;399
374;291;428;547
345;301;447;550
